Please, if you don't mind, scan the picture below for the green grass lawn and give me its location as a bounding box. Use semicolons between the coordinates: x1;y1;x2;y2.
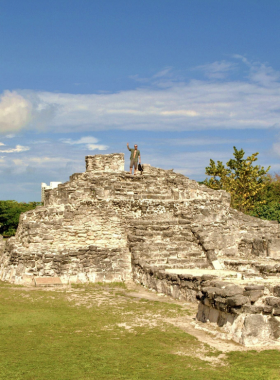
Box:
0;281;279;380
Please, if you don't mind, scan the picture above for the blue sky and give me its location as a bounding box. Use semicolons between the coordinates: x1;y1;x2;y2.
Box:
1;0;280;201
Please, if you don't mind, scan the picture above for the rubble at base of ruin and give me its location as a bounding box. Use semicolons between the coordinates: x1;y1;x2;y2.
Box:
1;152;280;346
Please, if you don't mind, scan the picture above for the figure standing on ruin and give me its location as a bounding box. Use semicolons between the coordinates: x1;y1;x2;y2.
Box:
127;143;141;175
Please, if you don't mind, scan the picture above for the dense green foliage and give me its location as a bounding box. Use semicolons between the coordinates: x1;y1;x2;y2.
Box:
204;147;270;213
260;173;280;204
249;174;280;222
0;200;41;237
250;203;280;222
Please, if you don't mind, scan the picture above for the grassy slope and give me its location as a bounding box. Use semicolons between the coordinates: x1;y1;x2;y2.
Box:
0;282;279;380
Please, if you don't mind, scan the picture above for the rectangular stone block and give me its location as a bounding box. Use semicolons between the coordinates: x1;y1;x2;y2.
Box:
33;277;62;286
269;239;280;259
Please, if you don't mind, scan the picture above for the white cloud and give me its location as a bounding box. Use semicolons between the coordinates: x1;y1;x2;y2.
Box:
5;134;16;138
0;91;33;134
61;136;108;151
32;62;280;132
1;59;279;134
232;54;251;65
0;142;4;146
233;55;280;87
87;144;108;151
0;145;30;153
249;64;280;87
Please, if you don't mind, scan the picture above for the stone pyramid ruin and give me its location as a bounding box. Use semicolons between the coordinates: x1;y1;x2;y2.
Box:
1;153;280;346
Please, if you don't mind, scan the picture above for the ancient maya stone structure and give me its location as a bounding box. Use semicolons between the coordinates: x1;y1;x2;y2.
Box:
1;153;280;346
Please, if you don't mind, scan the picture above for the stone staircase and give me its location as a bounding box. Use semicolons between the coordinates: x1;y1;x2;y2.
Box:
128;219;210;270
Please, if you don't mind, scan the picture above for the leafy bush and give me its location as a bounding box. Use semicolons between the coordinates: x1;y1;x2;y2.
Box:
0;201;42;237
250;202;280;223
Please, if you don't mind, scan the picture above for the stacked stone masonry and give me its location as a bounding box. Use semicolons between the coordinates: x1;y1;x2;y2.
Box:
133;261;280;346
1;152;280;346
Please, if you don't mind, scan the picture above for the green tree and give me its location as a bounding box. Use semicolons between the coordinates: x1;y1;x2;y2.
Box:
260;173;280;204
249;173;280;222
0;201;41;237
204;147;270;213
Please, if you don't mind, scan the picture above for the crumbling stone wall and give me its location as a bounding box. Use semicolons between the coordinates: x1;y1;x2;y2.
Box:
197;282;280;346
133;261;280;346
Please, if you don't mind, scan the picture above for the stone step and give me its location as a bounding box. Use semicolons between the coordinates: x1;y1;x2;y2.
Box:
130;246;204;254
147;259;168;265
166;257;208;265
145;257;208;267
164;262;210;269
138;224;191;230
130;247;204;256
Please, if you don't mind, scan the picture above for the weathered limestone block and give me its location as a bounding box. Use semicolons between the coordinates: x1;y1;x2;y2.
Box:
265;297;280;308
268;238;280;259
252;238;268;257
86;153;124;172
197;303;280;346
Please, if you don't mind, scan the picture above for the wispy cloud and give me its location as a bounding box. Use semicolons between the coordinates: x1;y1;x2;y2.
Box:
62;136;98;145
153;67;173;78
29;140;49;144
0;145;30;153
233;55;280;87
61;136;108;150
15;156;78;165
194;60;237;79
165;137;259;146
